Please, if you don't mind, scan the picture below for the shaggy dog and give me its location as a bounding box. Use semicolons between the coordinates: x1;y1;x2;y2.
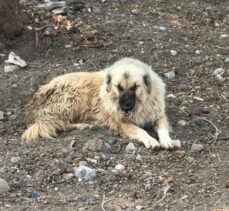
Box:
22;58;180;149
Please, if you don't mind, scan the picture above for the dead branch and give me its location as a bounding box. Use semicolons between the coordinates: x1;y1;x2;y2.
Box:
199;117;221;143
154;180;171;205
101;195;113;211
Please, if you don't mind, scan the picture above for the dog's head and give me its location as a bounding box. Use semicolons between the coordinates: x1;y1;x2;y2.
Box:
103;58;153;117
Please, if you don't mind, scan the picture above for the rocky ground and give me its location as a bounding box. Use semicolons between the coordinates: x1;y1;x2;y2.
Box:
0;0;229;210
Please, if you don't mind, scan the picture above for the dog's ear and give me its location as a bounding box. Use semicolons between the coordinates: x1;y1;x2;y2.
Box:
143;74;151;94
106;74;112;92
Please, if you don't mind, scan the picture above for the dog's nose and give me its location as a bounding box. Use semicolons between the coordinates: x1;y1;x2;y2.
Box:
119;92;135;111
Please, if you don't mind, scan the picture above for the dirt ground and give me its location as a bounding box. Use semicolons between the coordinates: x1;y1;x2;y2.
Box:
0;0;229;210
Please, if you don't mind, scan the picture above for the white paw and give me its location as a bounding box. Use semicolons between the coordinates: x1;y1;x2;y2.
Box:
142;137;160;149
160;138;181;149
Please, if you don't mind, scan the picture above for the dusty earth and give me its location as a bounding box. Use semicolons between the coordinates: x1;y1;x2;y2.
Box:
0;0;229;210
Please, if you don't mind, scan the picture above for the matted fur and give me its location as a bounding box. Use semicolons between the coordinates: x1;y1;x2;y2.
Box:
22;58;180;149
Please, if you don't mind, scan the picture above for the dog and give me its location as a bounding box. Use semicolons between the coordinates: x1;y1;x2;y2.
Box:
22;58;180;149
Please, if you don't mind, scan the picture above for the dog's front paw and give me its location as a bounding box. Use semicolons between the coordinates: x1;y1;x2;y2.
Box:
160;138;181;149
142;136;160;149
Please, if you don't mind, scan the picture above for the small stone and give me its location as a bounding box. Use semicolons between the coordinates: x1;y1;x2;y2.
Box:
177;120;186;126
83;139;104;152
126;142;136;153
167;94;176;99
74;165;96;181
191;144;204;153
65;44;73;48
114;164;125;171
174;139;181;148
54;187;59;191
170;50;178;56
0;178;10;194
4;64;19;73
224;57;229;63
213;68;225;76
10;156;21;163
164;71;176;79
159;26;166;31
0;111;4;120
34;17;40;24
136;205;144;210
195;50;200;54
131;8;141;15
220;34;229;38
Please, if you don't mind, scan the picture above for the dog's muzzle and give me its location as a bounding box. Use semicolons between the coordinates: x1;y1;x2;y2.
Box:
119;92;136;117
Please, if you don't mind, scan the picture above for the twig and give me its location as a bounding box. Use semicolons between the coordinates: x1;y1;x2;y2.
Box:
154;181;171;205
199;117;221;143
101;195;113;211
178;107;189;116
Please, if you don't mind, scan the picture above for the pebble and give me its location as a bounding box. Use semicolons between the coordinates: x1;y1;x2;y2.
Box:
213;68;225;76
174;139;181;148
126;142;136;153
114;164;125;171
191;144;204;152
159;26;166;31
220;34;229;38
177;120;186;126
170;50;178;56
0;178;10;194
0;111;4;120
10;156;21;163
164;71;176;79
195;50;200;54
65;44;73;49
224;57;229;63
4;64;19;73
131;8;141;15
74;165;96;181
83;139;104;152
167;94;176;99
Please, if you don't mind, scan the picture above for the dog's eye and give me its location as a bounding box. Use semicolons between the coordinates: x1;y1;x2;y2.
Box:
130;84;139;91
116;84;124;92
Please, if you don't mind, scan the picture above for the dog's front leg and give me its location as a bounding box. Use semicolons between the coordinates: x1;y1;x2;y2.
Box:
118;123;160;149
154;115;181;149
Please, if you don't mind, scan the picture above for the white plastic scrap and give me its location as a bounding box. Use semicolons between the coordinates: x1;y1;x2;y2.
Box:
74;165;96;181
5;51;27;68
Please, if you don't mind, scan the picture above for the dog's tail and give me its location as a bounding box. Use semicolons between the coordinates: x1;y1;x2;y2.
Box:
22;119;66;141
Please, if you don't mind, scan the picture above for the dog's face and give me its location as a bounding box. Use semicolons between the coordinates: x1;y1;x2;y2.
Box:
105;61;152;117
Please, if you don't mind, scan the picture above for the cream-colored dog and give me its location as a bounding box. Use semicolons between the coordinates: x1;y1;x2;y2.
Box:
22;58;180;149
